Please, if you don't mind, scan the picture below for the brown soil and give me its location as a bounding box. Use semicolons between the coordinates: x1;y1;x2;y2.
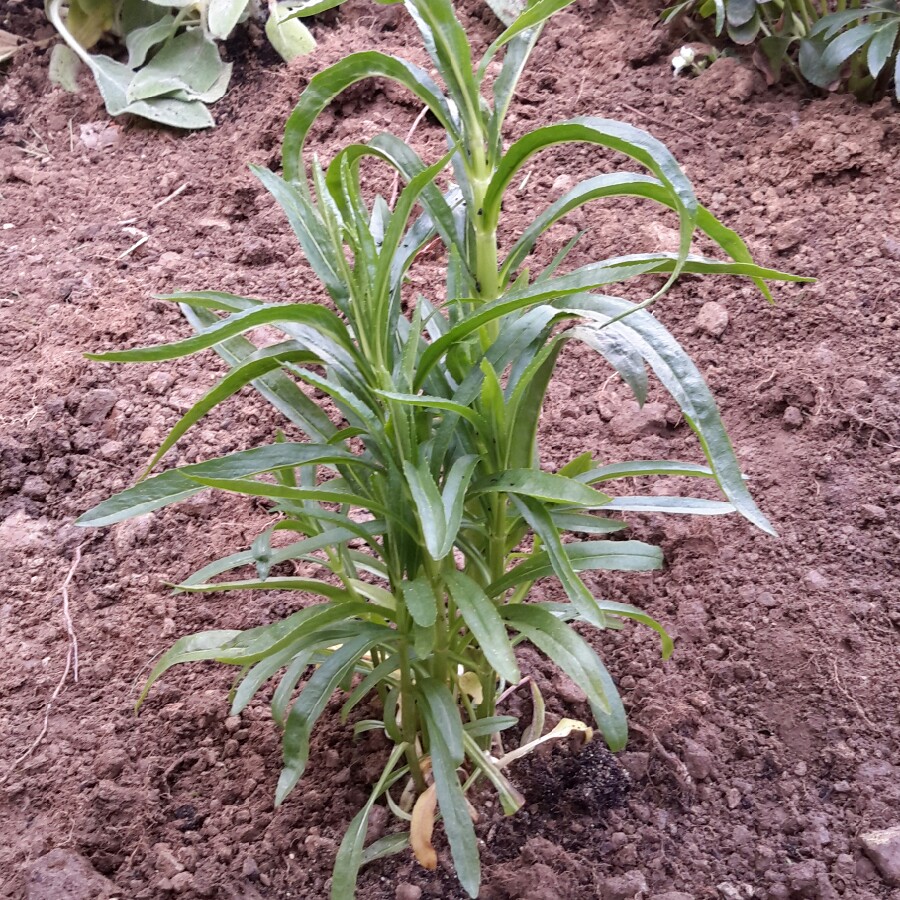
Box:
2;1;899;898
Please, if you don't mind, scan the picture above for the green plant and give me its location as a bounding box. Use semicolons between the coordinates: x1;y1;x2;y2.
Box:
664;0;900;99
45;0;317;129
77;0;806;894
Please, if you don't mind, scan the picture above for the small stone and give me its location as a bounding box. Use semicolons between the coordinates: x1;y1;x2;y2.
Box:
158;251;183;273
682;739;715;781
99;440;124;460
620;751;650;781
607;400;668;442
794;761;808;777
553;671;587;705
395;885;423;900
170;871;194;893
27;849;118;899
366;804;389;843
601;871;649;900
551;174;574;196
155;844;184;879
224;716;241;733
146;371;174;395
782;406;803;430
652;894;694;900
860;825;900;886
241;857;259;880
695;301;729;338
21;475;50;500
843;377;871;400
77;389;117;426
803;570;829;592
160;618;177;639
725;787;741;809
859;504;887;524
881;237;900;261
773;219;804;253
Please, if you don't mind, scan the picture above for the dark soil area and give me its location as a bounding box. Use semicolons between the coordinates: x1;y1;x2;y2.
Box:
2;1;899;898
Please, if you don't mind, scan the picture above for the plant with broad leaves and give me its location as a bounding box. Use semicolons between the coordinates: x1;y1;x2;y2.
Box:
663;0;900;100
78;0;807;894
45;0;317;129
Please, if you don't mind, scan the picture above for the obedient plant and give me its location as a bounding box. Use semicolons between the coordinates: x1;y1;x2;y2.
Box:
78;0;806;894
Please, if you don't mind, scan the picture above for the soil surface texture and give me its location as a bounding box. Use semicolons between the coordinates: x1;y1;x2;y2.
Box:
1;1;899;898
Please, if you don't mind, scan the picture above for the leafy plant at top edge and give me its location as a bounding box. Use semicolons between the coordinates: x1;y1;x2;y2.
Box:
76;0;810;895
45;0;318;130
663;0;900;100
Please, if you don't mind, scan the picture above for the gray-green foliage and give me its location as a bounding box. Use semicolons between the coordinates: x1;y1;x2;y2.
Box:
46;0;317;129
664;0;900;100
78;0;806;894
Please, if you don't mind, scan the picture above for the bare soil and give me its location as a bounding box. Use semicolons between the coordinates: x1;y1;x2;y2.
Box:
1;1;899;898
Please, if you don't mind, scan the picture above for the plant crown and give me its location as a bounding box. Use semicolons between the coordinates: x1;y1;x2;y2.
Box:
78;0;807;894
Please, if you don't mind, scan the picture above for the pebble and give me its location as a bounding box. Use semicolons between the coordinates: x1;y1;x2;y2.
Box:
682;739;715;781
695;301;729;338
21;475;50;501
27;849;117;899
77;388;118;425
155;844;184;879
782;406;803;430
170;871;194;893
803;570;830;591
395;885;423;900
551;174;574;195
652;893;695;900
241;856;259;879
860;825;900;886
859;503;887;524
601;871;649;900
773;219;804;253
725;787;741;809
146;371;174;395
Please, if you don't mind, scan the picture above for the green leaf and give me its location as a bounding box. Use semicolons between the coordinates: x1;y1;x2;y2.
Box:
572;323;648;405
868;21;899;78
282;51;457;182
446;570;520;684
474;469;611;507
403;575;438;628
184;475;385;516
510;496;605;627
76;443;361;527
501;604;627;750
127;28;230;103
563;294;778;536
418;677;480;898
549;512;628;535
439;455;479;557
277;631;381;803
136;629;241;709
597;600;673;659
331;743;408;899
487;539;663;597
821;22;882;73
581;460;714;482
125;13;177;68
480;0;576;74
402;460;447;560
603;496;736;515
208;0;248;39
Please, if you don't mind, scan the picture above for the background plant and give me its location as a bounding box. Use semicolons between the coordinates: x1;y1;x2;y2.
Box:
663;0;900;100
78;0;806;895
46;0;317;129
